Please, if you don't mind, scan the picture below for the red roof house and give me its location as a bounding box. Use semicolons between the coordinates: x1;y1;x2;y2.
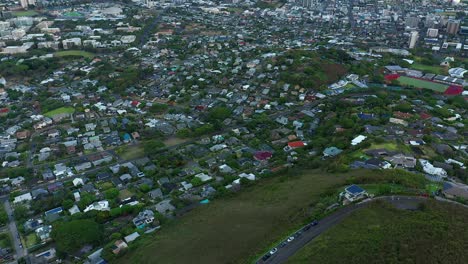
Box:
287;141;306;148
254;151;273;161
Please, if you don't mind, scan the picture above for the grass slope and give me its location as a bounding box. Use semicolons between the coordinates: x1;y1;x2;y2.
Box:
289;201;468;264
118;169;374;264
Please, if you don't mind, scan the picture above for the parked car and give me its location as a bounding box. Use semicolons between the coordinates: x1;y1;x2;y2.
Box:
279;241;288;248
287;236;295;242
269;248;278;255
262;254;271;261
311;220;319;226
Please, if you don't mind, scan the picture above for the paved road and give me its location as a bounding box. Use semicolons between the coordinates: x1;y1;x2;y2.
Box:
259;196;428;264
3;200;26;260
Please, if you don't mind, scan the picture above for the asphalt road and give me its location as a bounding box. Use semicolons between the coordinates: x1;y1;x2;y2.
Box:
3;200;26;260
259;196;428;264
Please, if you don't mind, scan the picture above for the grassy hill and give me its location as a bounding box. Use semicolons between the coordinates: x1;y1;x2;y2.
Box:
116;169;372;264
288;200;468;264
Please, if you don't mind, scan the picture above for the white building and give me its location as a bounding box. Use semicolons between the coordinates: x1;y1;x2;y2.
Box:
84;200;110;213
409;31;419;49
419;159;448;178
351;135;367;146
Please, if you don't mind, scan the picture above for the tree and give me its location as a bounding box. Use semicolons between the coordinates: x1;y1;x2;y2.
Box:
149;103;168;114
62;199;74;210
143;140;165;156
104;188;120;200
207;107;231;121
51;219;103;255
13;205;29;222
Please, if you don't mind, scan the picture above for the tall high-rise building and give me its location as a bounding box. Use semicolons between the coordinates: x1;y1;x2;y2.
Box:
426;28;439;38
19;0;35;9
446;19;460;35
19;0;28;8
408;31;419;49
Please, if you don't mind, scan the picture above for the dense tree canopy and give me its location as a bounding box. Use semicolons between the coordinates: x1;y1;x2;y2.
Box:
51;219;103;254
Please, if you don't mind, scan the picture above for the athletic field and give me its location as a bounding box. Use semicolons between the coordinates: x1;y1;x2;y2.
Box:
397;76;449;92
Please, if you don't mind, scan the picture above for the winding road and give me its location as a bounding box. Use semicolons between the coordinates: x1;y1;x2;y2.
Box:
258;196;429;264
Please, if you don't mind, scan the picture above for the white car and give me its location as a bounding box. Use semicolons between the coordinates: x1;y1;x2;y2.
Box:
269;248;278;255
287;236;295;242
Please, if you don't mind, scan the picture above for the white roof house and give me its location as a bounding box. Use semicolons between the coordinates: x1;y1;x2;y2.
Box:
83;200;110;213
419;159;448;178
351;135;367;146
124;232;140;243
195;173;212;182
13;192;32;204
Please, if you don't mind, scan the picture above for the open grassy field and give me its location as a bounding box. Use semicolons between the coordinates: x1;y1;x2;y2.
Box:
117;169;377;264
13;10;39;17
397;76;449;92
365;142;411;153
44;107;75;118
288;200;468;264
115;144;144;160
54;50;95;59
409;63;446;75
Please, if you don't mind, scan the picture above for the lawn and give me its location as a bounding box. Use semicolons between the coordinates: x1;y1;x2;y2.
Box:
117;169;376;264
115;145;144;160
397;76;449;92
409;63;446;75
13;10;39;17
44;107;75;118
366;142;399;151
25;233;38;248
0;233;10;248
288;200;468;264
118;189;133;201
365;142;411;153
54;50;95;59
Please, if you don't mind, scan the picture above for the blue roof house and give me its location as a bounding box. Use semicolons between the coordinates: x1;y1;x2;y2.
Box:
340;184;368;204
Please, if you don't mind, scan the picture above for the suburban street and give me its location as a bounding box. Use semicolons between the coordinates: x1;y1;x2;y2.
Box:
259;196;429;264
3;200;26;260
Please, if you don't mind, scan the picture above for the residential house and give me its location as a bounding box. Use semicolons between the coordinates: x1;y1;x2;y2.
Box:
340;185;368;204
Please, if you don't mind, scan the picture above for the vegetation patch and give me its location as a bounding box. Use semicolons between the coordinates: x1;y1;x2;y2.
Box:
288;201;468;264
54;50;95;59
44;107;75;118
116;169;370;264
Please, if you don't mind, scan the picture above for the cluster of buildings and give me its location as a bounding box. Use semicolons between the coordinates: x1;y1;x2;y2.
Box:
0;0;466;263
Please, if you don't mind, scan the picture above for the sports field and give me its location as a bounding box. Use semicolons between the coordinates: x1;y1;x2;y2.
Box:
397;76;449;92
54;50;95;59
13;10;39;17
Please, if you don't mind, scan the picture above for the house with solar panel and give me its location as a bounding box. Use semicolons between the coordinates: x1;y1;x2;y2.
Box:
340;184;368;205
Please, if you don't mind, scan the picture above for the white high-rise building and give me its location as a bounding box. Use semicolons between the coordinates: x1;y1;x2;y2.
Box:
19;0;35;9
408;31;419;49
